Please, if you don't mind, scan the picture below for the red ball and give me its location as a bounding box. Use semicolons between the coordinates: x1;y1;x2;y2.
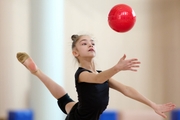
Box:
108;4;136;33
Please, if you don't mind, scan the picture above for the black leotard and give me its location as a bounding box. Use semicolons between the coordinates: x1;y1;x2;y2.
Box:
66;67;109;120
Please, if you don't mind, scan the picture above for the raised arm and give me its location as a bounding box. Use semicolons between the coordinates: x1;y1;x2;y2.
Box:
109;78;176;118
79;54;140;83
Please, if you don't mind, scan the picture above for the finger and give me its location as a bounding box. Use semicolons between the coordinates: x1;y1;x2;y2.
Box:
164;102;173;105
127;63;140;68
121;54;126;60
165;103;176;108
131;65;140;68
165;102;176;107
163;105;176;112
130;62;141;65
164;103;176;107
129;58;139;62
160;113;167;119
129;68;138;72
128;62;140;66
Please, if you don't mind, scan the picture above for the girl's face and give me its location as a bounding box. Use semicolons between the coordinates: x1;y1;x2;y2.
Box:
73;35;96;59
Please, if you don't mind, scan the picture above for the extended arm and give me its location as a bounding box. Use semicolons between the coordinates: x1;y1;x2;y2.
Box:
79;54;140;83
109;78;176;118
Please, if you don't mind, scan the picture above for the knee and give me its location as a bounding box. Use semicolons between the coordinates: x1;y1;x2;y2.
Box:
57;93;74;114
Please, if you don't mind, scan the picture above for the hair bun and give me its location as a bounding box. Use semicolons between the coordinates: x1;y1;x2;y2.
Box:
71;34;79;41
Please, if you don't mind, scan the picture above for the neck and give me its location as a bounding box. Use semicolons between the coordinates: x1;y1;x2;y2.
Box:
79;59;96;73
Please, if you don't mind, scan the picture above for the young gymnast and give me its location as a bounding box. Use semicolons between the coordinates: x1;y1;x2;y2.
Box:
17;34;175;120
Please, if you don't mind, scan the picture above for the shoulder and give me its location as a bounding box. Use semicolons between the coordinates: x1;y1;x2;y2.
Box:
75;67;103;83
75;67;91;76
75;67;91;80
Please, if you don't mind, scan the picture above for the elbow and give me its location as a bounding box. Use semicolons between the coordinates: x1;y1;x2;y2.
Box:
121;86;131;97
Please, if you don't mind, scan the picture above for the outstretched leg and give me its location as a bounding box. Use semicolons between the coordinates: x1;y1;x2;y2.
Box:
17;52;66;99
16;52;76;114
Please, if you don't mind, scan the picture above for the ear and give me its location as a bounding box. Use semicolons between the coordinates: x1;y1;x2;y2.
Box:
72;50;79;57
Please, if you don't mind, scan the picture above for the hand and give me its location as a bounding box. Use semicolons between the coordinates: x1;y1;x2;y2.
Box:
115;54;140;72
153;102;176;118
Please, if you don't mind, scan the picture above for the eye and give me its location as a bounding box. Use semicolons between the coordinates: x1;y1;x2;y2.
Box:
92;43;95;46
82;43;87;45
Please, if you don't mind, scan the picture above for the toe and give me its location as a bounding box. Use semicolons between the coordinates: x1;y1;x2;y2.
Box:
16;52;29;63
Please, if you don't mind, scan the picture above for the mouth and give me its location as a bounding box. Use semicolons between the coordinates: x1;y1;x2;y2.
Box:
88;48;95;52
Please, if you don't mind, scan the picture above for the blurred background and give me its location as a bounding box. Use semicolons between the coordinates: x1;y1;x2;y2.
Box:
0;0;180;120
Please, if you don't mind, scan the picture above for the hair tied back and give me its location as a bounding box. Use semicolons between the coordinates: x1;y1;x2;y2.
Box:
71;34;79;42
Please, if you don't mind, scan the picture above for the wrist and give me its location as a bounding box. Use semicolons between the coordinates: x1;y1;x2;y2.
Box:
150;102;157;109
113;64;122;72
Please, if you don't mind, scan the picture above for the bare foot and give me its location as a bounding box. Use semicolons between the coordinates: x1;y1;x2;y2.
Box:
16;52;38;73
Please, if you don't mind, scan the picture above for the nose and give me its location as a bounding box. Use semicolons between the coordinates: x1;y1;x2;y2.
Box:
89;43;93;47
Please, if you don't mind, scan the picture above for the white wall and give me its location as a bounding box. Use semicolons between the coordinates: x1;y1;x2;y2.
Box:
0;0;30;118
